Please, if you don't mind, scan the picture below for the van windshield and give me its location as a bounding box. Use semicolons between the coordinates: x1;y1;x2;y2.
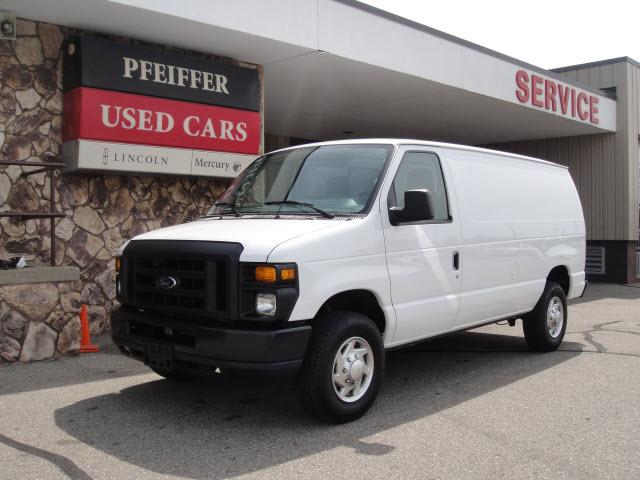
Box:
207;144;393;217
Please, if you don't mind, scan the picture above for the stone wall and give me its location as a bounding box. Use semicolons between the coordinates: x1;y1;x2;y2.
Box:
0;19;262;362
0;278;81;362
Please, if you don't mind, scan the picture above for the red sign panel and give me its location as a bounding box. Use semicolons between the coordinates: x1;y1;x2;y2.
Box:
63;87;261;155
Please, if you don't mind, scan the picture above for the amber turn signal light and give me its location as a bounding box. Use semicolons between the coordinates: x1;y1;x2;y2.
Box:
255;265;277;283
115;256;121;273
281;267;296;281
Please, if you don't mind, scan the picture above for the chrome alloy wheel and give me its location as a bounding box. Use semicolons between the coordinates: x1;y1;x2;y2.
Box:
332;336;374;403
546;296;564;338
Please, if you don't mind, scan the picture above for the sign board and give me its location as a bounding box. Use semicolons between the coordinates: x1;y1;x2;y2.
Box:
63;139;256;177
64;36;260;111
63;36;262;178
515;69;600;125
458;49;616;131
63;87;260;154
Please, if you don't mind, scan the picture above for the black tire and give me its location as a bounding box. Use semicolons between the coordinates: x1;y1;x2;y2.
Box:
150;367;194;381
297;311;384;423
522;282;567;352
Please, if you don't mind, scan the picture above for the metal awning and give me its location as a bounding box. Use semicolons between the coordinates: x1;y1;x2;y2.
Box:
6;0;617;144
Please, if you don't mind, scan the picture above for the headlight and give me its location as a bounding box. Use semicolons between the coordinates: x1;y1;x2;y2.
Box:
255;293;277;316
240;263;298;321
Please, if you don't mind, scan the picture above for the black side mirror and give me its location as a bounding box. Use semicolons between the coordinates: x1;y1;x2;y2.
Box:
389;189;435;225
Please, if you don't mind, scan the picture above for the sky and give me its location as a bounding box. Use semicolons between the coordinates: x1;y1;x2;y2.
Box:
360;0;640;70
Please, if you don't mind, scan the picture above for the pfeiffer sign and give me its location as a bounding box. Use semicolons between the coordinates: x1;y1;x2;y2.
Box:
515;69;599;125
62;36;261;178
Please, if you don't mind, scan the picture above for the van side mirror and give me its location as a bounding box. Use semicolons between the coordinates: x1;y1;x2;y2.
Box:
389;189;435;225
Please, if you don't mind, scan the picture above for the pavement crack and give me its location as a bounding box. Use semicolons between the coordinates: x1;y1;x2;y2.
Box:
604;329;640;336
0;432;93;480
569;320;640;354
582;330;607;353
560;349;640;358
576;320;617;353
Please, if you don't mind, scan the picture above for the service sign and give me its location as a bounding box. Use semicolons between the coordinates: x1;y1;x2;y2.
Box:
514;69;600;125
62;36;261;178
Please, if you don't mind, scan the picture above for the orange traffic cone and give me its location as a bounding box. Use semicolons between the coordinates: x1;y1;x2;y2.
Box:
79;304;99;353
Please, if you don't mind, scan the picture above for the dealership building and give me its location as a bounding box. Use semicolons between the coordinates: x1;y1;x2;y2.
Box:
0;0;638;362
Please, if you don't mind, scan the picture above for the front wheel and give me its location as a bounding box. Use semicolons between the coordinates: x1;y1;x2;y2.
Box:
297;311;384;423
522;282;567;352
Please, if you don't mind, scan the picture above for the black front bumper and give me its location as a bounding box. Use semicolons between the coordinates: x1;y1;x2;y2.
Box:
111;308;311;373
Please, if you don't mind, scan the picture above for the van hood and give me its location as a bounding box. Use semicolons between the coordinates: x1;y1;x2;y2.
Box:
128;217;344;262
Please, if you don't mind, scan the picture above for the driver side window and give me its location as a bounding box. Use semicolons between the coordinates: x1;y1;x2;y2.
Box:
390;151;450;221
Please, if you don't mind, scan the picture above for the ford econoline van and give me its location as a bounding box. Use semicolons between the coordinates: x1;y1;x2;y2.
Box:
112;139;587;423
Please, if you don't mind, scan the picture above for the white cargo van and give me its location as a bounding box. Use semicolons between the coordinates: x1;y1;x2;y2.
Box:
112;139;587;422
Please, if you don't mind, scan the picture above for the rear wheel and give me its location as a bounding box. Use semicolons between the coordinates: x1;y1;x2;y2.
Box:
297;311;384;423
523;282;567;351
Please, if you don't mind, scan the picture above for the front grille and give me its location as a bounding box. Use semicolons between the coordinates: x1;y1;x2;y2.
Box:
132;257;212;311
121;240;242;320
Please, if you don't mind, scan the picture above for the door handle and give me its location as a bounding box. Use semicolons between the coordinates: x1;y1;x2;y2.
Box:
453;252;460;270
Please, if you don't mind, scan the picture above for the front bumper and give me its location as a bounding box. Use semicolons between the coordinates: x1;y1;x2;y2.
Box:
111;308;311;373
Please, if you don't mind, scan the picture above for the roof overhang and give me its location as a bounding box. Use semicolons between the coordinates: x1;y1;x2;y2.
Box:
3;0;617;144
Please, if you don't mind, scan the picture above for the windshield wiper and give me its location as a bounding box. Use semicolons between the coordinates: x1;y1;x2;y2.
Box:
264;200;335;219
206;202;242;217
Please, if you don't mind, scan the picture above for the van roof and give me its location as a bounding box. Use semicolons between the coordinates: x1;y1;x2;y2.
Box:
269;139;568;170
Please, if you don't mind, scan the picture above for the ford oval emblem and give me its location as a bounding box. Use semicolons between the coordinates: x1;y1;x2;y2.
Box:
156;275;179;290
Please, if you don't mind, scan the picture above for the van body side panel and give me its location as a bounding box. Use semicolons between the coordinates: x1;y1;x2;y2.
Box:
447;149;586;324
268;214;397;344
380;146;463;344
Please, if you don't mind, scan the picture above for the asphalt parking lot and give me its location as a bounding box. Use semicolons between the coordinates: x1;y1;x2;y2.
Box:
1;283;639;480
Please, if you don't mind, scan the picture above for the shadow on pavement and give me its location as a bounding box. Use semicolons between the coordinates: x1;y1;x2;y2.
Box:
0;334;149;396
54;331;582;479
